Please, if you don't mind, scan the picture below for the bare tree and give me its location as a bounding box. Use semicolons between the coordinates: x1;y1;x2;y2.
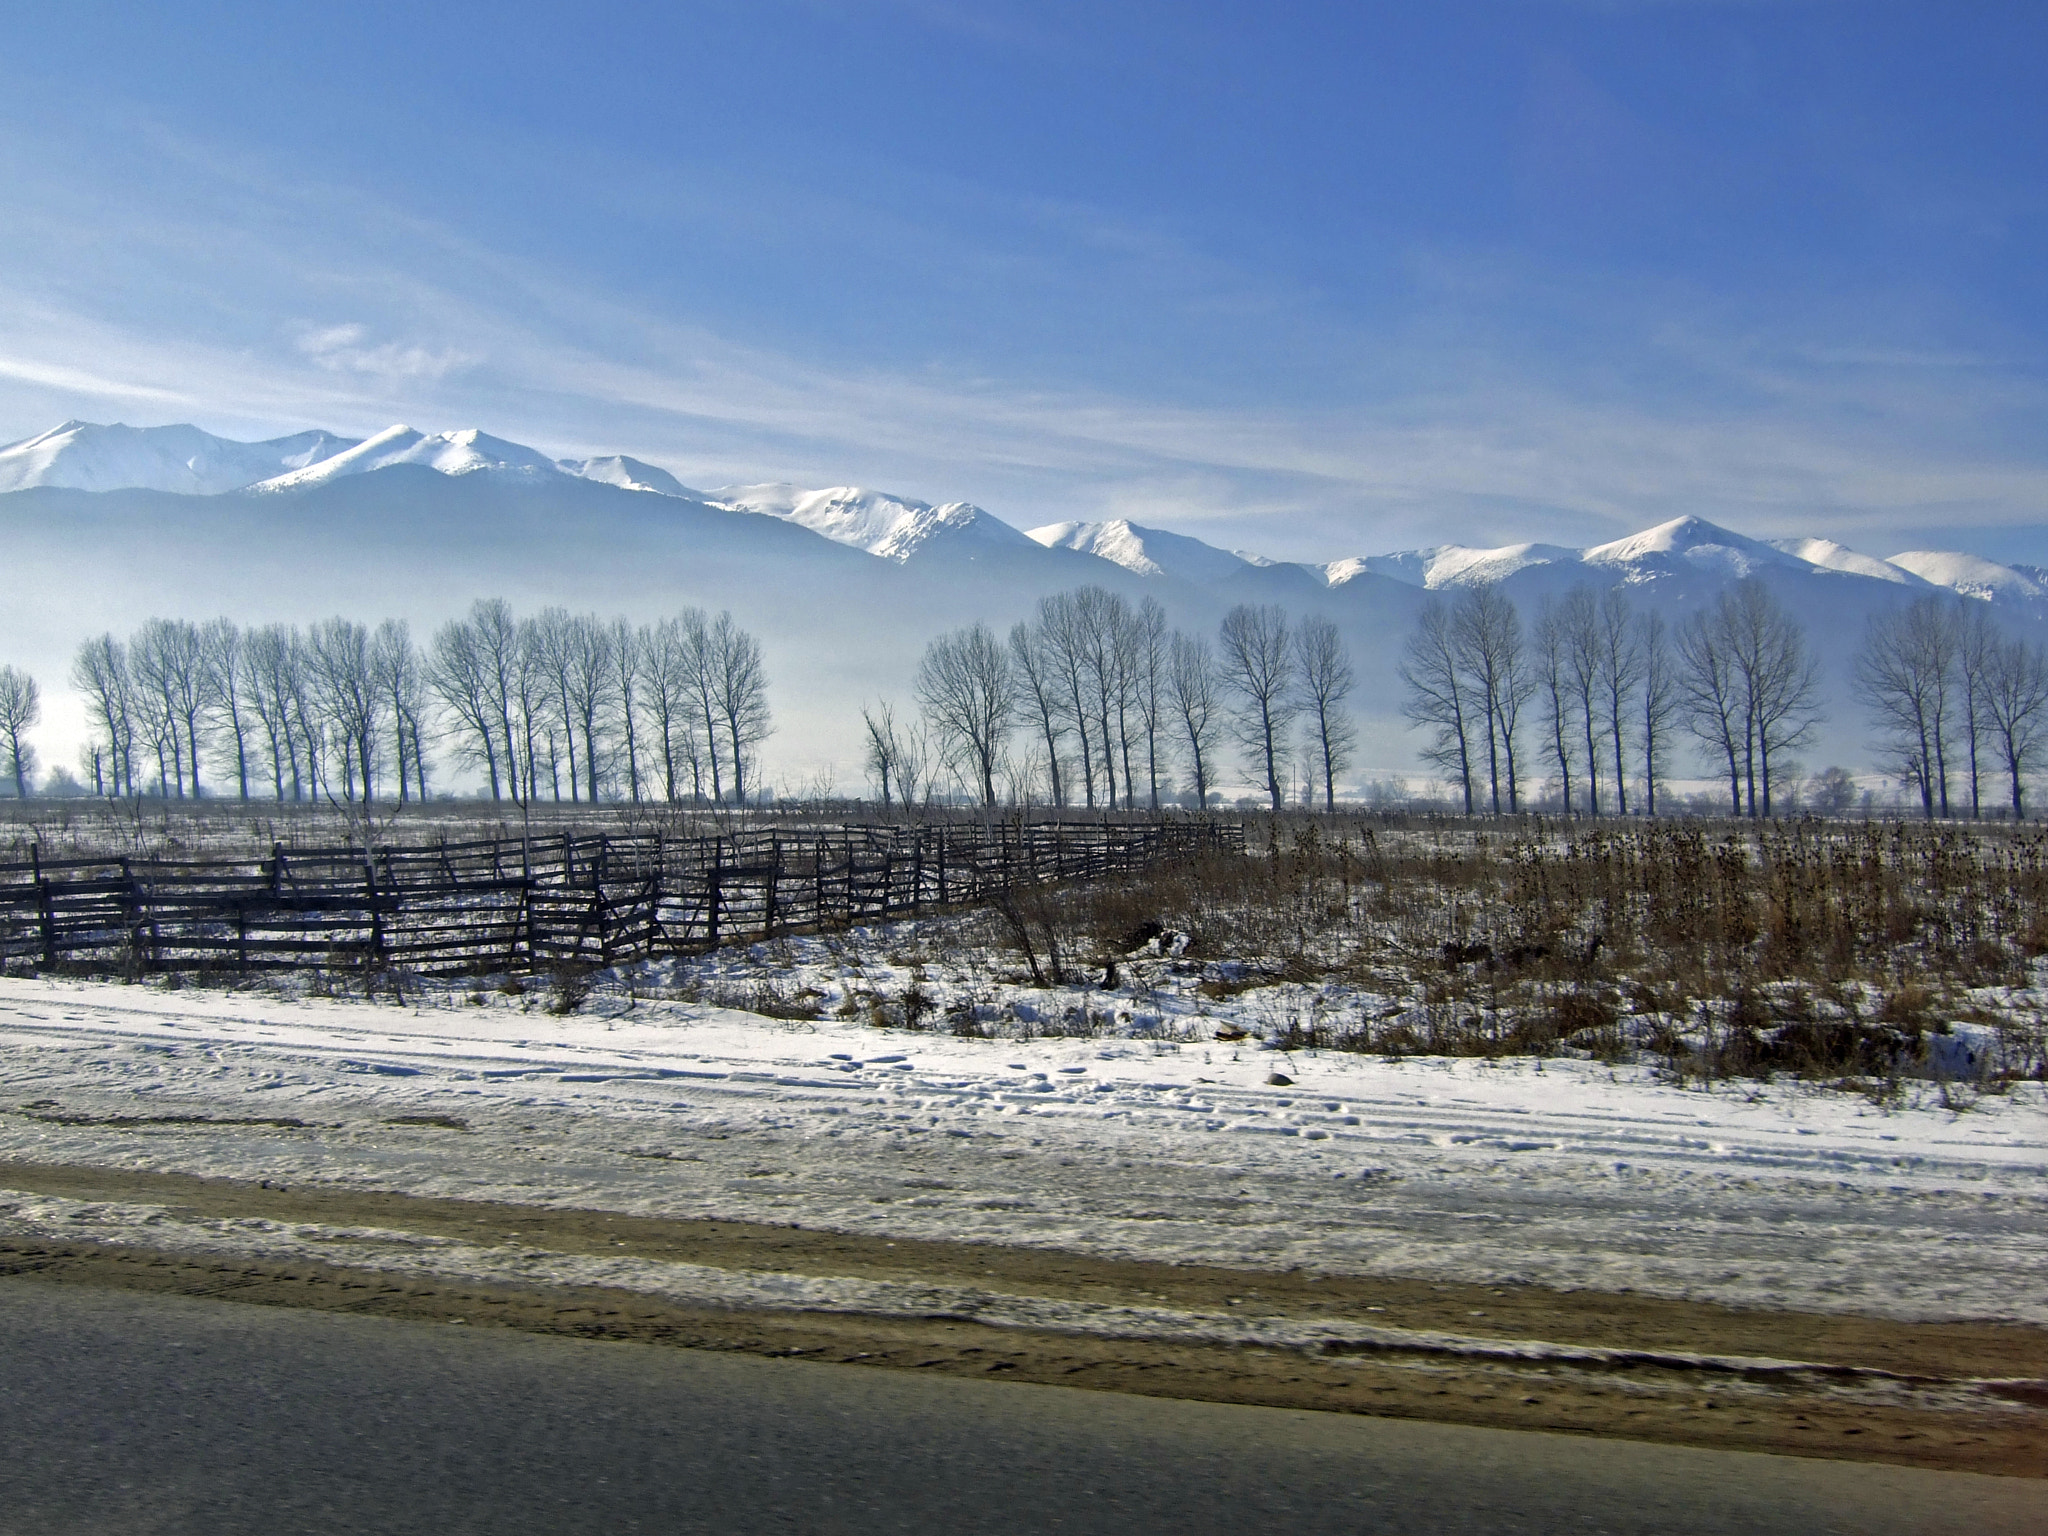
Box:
1710;580;1823;816
0;666;39;798
373;620;430;803
674;608;729;803
1532;598;1576;813
561;613;617;803
1218;604;1296;811
461;599;527;801
1293;614;1356;811
71;635;135;796
1167;631;1225;808
1557;587;1602;814
609;618;643;803
1856;594;1957;819
1073;587;1132;808
1452;585;1529;813
1132;597;1169;810
1635;610;1678;815
1676;606;1745;814
1399;598;1477;813
428;613;503;798
637;616;697;803
202;620;253;800
243;624;306;800
1008;620;1070;808
862;702;910;809
1981;635;2048;818
1594;587;1641;815
1953;600;1996;818
706;612;771;803
1035;592;1099;807
916;622;1014;807
306;618;381;801
131;618;212;797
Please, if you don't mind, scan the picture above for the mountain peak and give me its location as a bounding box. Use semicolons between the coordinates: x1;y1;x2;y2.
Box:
715;483;1029;562
0;419;367;496
249;425;562;492
1026;519;1252;585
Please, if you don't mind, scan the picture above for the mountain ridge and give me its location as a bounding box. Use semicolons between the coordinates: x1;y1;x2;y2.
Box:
5;417;2044;616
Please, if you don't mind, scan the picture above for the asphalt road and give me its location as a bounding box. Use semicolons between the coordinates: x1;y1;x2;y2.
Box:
0;1279;2037;1535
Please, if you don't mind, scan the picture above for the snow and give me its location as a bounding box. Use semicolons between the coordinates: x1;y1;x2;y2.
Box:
1;972;2041;1324
1327;544;1579;590
557;455;693;497
1026;520;1252;586
0;421;360;495
712;484;1033;562
1769;538;1923;586
1581;516;1802;578
1887;551;2047;603
249;426;564;492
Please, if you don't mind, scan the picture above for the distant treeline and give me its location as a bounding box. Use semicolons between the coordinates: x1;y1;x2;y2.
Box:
4;575;2046;818
57;602;769;806
1398;577;2048;819
891;587;1356;813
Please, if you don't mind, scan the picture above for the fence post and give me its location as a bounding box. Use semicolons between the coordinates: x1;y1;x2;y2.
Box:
764;832;780;941
706;840;722;948
364;856;384;965
32;844;55;968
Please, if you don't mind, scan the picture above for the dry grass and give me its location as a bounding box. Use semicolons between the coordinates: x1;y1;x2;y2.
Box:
987;815;2048;1085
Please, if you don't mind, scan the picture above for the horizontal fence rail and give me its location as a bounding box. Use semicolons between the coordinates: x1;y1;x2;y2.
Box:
0;820;1244;977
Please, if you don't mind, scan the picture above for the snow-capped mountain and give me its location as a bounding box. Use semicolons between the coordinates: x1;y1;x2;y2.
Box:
712;483;1033;562
4;420;2043;614
1026;519;1255;586
0;420;358;496
249;425;566;491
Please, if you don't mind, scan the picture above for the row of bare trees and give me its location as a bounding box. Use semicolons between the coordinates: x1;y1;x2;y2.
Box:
70;618;432;803
63;602;770;805
1404;579;1825;817
1856;593;2048;818
891;588;1356;811
427;600;770;805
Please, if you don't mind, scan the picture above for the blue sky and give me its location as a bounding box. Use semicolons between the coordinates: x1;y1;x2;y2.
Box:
1;0;2044;559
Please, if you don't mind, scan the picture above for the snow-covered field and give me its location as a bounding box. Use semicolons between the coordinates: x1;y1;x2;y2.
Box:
2;961;2044;1326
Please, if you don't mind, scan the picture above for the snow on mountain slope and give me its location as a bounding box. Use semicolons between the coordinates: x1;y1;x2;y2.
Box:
1886;551;2048;602
712;483;1033;562
250;425;565;492
0;421;359;495
1768;538;1923;585
1325;543;1579;590
557;455;693;497
1026;519;1251;585
1581;515;1804;581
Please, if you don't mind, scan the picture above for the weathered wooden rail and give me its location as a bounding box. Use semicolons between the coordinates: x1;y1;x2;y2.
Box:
0;819;1244;976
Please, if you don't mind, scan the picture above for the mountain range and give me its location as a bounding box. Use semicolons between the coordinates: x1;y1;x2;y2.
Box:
3;417;2043;790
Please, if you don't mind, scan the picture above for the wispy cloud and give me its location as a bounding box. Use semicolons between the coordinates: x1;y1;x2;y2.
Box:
294;323;472;382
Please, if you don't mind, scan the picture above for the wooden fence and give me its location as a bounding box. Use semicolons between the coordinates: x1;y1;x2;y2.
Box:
0;819;1244;976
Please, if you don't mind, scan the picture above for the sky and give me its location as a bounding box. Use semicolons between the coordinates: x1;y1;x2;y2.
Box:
1;0;2045;562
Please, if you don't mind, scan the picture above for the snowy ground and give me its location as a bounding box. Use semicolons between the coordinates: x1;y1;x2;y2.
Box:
2;963;2044;1328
